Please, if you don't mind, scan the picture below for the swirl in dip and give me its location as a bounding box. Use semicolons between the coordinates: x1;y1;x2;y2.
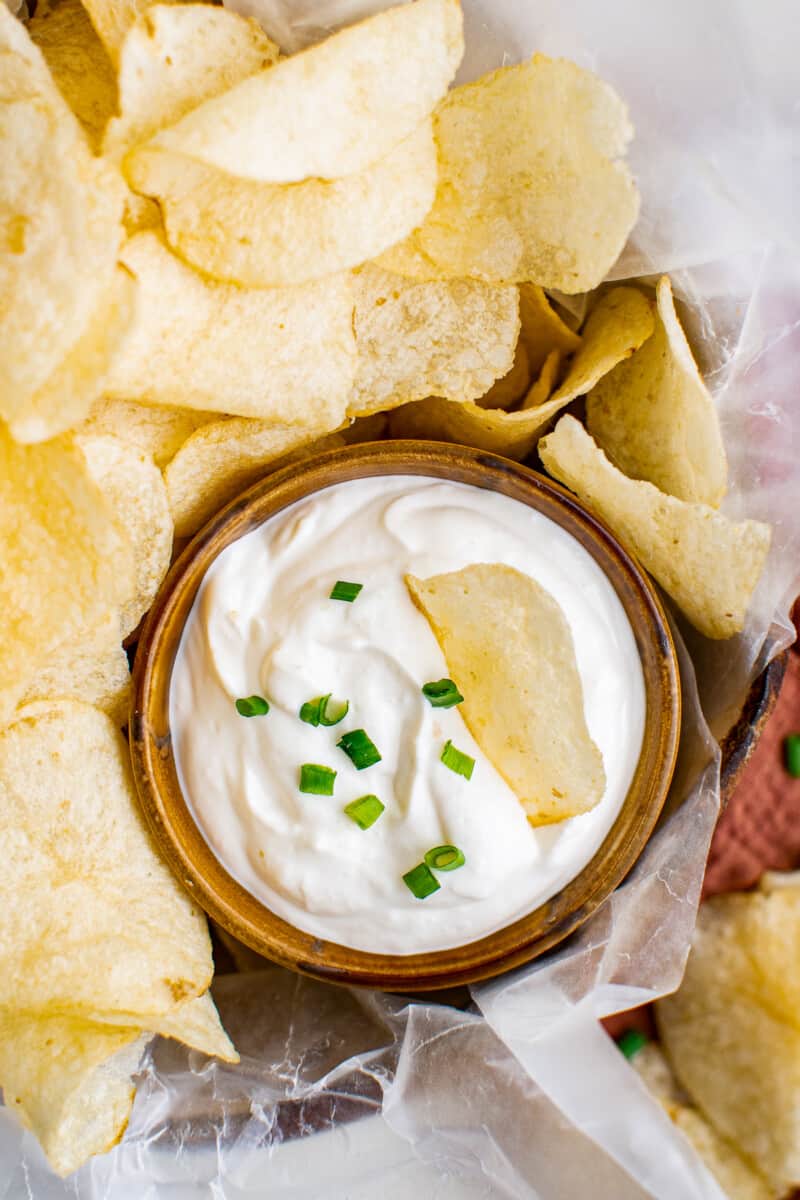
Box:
170;475;645;954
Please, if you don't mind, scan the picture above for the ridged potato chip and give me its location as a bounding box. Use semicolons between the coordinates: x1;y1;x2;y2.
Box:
106;233;356;422
381;55;638;291
587;276;728;506
77;434;173;637
127;120;438;287
656;885;800;1194
348;265;519;417
407;564;605;825
105;4;278;163
390;285;653;459
539;416;771;639
0;8;125;441
145;0;463;183
0;700;214;1018
519;284;582;375
79;397;220;469
29;0;117;151
0;428;133;726
20;608;130;727
632;1044;775;1200
0;1014;147;1178
165;420;347;537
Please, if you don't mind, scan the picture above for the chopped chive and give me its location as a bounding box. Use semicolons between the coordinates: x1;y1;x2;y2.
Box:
784;733;800;778
344;794;385;830
330;580;363;603
235;695;270;717
402;862;441;900
422;678;464;708
299;763;336;795
337;728;382;770
424;844;466;872
299;694;350;728
617;1029;649;1060
440;739;474;780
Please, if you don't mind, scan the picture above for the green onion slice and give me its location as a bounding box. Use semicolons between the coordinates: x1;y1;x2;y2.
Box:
424;844;466;872
784;733;800;779
617;1029;649;1060
402;862;441;900
299;763;337;795
337;728;382;770
440;739;475;780
299;694;350;728
235;695;270;718
344;794;385;830
421;678;464;708
329;581;363;603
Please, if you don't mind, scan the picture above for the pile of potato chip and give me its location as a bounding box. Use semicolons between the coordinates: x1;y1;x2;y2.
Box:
637;874;800;1199
0;0;775;1176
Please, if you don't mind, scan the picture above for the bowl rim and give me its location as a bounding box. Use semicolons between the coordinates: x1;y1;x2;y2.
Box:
130;440;681;991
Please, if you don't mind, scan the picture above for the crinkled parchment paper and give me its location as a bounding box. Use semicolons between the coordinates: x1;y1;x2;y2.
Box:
3;1;799;1195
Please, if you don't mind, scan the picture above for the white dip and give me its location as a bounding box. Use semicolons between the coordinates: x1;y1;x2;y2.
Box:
170;476;645;954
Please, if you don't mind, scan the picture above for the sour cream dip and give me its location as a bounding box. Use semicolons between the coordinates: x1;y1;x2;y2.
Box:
170;476;645;955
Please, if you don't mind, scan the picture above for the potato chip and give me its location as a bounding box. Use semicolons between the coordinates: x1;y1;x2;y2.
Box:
145;0;463;183
14;267;136;446
143;991;237;1062
105;232;356;421
0;995;234;1177
0;429;133;726
0;1013;147;1178
406;564;606;824
348;264;519;417
166;420;347;538
656;887;800;1193
538;416;771;639
77;434;173;637
29;0;117;152
587;276;728;506
0;7;125;440
381;56;638;291
389;285;653;459
475;342;531;410
632;1044;775;1200
127;120;438;287
21;608;130;727
81;0;180;63
104;4;278;162
518;283;582;375
0;700;214;1018
79;397;221;469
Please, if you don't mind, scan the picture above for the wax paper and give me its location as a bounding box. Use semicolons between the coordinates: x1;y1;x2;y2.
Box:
3;1;800;1196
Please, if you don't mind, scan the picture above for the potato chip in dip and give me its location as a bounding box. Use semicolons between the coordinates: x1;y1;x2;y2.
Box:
170;476;645;954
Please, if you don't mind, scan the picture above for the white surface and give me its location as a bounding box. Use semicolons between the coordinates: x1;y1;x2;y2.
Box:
171;476;644;953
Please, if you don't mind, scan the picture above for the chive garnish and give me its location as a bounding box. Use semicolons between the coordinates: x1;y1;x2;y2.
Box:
299;694;350;728
344;794;385;830
337;728;382;770
424;844;466;872
422;678;464;708
440;739;475;780
235;695;270;717
784;733;800;778
330;581;363;603
617;1030;649;1060
299;763;337;795
402;862;441;900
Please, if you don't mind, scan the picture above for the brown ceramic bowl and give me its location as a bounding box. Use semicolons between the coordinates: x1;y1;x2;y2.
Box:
130;442;681;991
